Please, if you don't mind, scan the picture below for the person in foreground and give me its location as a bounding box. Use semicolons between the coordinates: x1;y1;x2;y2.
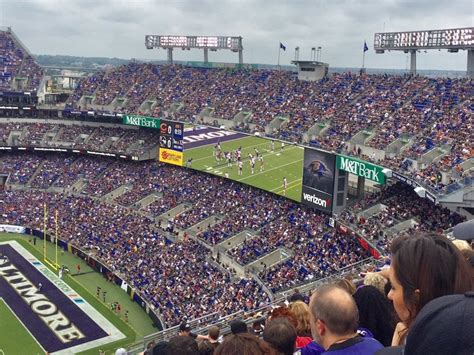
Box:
376;292;474;355
386;233;474;346
309;284;383;354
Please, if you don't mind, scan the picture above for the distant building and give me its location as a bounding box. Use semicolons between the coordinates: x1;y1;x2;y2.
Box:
292;60;329;81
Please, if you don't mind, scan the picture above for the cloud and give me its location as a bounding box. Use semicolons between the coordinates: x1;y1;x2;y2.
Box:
0;0;472;70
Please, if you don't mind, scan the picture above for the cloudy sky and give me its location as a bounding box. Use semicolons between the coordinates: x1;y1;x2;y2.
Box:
0;0;473;70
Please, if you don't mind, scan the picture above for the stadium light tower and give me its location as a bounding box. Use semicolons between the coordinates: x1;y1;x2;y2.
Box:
374;27;474;77
145;35;244;64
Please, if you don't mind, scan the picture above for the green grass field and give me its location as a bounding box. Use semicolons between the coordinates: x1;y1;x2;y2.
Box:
0;298;44;355
184;135;304;201
0;233;159;355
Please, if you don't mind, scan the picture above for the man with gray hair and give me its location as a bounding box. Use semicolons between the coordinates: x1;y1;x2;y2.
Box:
309;284;383;354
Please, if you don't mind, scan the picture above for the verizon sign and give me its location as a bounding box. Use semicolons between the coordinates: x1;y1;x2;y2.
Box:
301;148;336;214
301;186;333;213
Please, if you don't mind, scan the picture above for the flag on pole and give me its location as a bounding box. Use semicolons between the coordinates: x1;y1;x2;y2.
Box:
363;41;369;52
280;43;286;51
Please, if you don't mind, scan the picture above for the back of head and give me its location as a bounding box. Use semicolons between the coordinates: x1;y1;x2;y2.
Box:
289;290;305;303
263;318;297;355
334;278;356;295
270;306;298;329
452;239;471;252
363;273;387;295
230;319;248;334
390;233;474;327
208;325;220;341
149;341;170;355
353;285;395;346
310;284;359;336
214;333;270;355
167;335;199;355
197;340;215;355
288;301;312;337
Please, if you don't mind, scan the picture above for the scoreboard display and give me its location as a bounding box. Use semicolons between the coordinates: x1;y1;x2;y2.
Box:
159;120;184;166
145;35;243;50
159;120;183;151
374;27;474;50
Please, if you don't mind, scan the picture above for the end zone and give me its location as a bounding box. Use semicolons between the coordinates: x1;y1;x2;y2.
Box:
0;240;125;354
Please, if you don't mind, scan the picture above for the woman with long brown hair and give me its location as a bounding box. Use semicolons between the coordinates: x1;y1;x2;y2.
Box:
387;233;474;345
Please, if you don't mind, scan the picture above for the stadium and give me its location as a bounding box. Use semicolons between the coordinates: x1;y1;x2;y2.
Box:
0;2;473;354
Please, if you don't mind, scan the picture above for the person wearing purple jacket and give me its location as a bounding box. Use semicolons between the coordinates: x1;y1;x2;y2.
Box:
309;284;383;355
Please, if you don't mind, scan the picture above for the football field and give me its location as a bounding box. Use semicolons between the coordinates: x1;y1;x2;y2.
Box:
0;233;157;355
184;133;304;201
0;297;43;354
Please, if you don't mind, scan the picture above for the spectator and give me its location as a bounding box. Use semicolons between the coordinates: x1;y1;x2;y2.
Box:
353;286;396;347
214;333;273;355
309;284;383;354
288;301;313;340
263;318;297;355
387;233;474;346
288;288;305;303
197;325;220;353
270;306;313;349
453;219;474;242
334;278;357;295
376;293;474;355
230;319;248;335
167;335;199;355
362;273;387;295
452;239;472;252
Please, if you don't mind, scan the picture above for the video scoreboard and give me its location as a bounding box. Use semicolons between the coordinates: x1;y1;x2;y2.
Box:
145;35;243;50
159;120;184;166
374;27;474;51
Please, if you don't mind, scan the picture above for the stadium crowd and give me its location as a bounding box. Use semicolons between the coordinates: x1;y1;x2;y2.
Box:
2;153;469;330
341;182;465;254
0;30;472;194
0;121;158;155
59;62;473;193
141;232;474;355
0;30;43;92
1;28;473;355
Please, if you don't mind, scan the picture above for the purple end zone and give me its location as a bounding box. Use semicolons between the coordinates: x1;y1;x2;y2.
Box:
0;244;108;353
184;127;247;149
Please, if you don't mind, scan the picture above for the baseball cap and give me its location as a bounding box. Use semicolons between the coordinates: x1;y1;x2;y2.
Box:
453;219;474;241
377;292;474;355
179;322;191;332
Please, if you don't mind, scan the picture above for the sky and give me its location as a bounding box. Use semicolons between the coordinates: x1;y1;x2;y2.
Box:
0;0;473;70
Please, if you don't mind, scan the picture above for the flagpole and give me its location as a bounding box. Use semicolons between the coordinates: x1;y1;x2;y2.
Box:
278;44;281;69
362;50;365;69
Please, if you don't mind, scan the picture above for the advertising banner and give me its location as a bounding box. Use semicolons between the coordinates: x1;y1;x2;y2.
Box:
159;148;184;166
122;114;160;129
336;155;386;184
301;148;336;213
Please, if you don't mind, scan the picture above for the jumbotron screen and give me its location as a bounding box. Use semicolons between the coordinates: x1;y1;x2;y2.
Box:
374;27;474;50
145;35;242;50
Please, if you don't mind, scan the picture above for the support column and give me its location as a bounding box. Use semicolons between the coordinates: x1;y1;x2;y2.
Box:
467;49;474;79
238;50;243;65
204;48;209;63
410;50;417;75
357;176;365;199
167;48;173;64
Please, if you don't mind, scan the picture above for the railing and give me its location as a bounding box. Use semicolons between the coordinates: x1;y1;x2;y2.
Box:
128;256;381;353
277;257;378;298
444;176;473;195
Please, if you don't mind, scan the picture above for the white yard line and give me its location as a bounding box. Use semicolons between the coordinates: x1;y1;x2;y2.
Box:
0;298;46;353
237;159;303;182
0;240;125;355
